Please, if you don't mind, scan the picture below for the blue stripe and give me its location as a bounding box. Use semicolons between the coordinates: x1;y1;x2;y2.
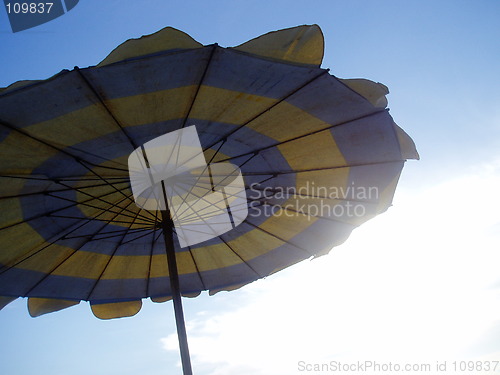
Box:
331;111;402;164
204;48;322;98
286;74;376;125
0;267;46;296
28;273;95;301
0;70;93;128
89;278;148;301
21;117;294;252
83;48;212;99
347;161;404;198
288;217;355;252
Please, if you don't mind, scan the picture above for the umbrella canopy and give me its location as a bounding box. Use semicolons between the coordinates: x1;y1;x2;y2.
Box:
0;25;418;321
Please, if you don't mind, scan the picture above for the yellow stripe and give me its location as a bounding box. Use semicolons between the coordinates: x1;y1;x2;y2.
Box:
277;130;346;171
340;78;388;108
189;242;243;272
0;198;24;230
376;172;402;214
0;176;28;197
0;296;17;310
28;298;79;317
50;252;138;279
245;100;332;142
91;300;142;319
99;253;152;280
0;131;58;175
75;186;153;229
258;207;316;241
22;104;119;149
12;243;74;274
9;225;302;279
107;86;196;127
18;86;328;154
189;86;276;125
98;27;203;67
234;25;324;66
205;226;285;261
295;168;350;192
19;86;197;151
394;122;419;160
0;223;55;267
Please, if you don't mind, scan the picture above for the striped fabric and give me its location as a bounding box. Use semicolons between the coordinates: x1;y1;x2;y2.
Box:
0;25;418;319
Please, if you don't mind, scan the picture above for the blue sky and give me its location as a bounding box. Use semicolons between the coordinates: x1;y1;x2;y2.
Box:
1;1;499;374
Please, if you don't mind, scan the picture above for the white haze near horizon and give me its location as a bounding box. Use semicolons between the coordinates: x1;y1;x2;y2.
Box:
161;159;500;375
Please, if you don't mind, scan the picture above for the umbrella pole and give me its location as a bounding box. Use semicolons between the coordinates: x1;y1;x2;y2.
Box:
160;209;193;375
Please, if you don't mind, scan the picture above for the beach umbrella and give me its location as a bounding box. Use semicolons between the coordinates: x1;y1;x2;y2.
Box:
0;25;418;374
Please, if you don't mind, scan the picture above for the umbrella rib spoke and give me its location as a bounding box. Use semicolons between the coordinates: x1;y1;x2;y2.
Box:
186;246;207;291
217;235;264;279
48;214;147;226
233;152;257;170
146;210;159;298
0;187;136;232
118;228;157;245
241;159;404;176
154;229;163;242
276;201;361;226
64;144;129;170
158;181;208;293
181;44;217;129
0;119;128;173
0;193;135;276
168;184;218;222
167;178;236;226
46;191;154;224
216;110;387;164
77;192;155;223
173;191;248;224
0;175;129;182
64;226;154;241
57;193;138;240
81;164;129;173
160;138;227;220
172;128;185;172
51;178;154;223
248;174;277;186
56;177;128;181
206;138;226;165
82;164;158;220
75;67;138;150
176;189;248;224
165;151;256;222
22;196;142;297
0;118;155;219
157;138;226;202
0;180;129;200
244;219;314;257
85;207;144;301
201;69;330;155
168;154;253;221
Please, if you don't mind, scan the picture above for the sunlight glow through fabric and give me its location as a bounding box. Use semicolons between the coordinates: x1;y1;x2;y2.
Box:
128;125;248;247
